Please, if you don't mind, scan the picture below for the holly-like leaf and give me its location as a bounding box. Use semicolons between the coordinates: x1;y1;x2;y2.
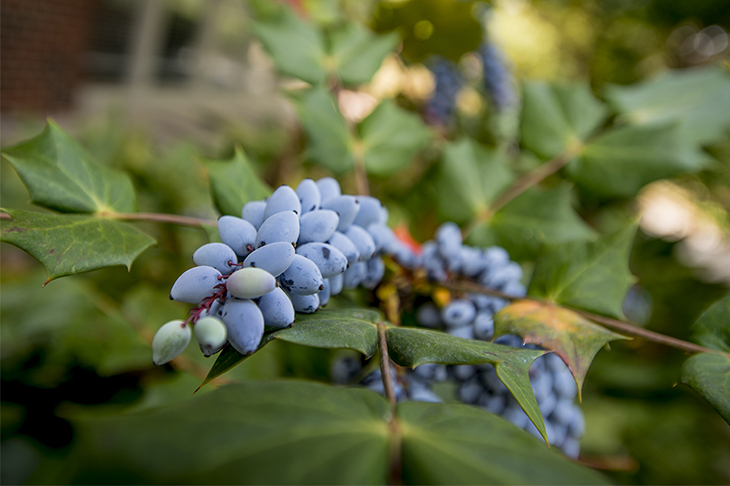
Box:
386;327;548;443
201;147;271;217
604;66;730;146
273;308;381;356
468;185;595;261
566;123;711;198
0;209;156;284
330;25;399;86
201;308;382;389
2;121;137;213
398;401;610;485
520;81;608;160
63;381;391;484
436;138;514;223
690;294;730;353
679;353;730;425
495;300;629;398
59;381;605;484
679;295;730;425
359;101;431;176
529;225;637;318
294;87;354;174
252;7;327;85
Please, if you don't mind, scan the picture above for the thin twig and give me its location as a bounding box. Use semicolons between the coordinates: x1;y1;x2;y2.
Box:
104;212;217;227
463;145;581;238
440;280;727;357
377;323;397;412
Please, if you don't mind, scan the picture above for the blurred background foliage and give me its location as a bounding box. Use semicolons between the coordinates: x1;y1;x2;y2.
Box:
2;0;730;484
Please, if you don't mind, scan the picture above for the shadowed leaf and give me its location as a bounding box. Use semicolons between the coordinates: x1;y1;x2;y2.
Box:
0;209;155;283
495;300;629;399
201;148;271;217
690;294;730;353
529;225;637;318
2;121;137;213
386;327;548;443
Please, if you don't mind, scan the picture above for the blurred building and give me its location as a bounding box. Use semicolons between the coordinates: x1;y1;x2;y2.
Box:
1;0;287;146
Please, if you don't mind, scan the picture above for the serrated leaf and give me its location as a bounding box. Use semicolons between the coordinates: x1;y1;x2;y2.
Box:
201;147;271;217
468;185;595;260
604;67;730;146
520;81;607;160
495;300;629;398
359;100;431;176
399;401;610;485
273;308;381;356
330;25;399;86
63;382;390;484
0;209;155;283
436;138;514;222
679;353;730;425
201;308;382;388
690;294;730;353
294;87;354;174
2;121;137;213
529;225;637;318
252;8;327;85
566;123;710;198
386;327;548;443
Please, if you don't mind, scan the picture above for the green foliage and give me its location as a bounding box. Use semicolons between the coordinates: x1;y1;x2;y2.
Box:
294;87;354;174
399;401;610;485
604;67;730;146
469;185;596;260
567;123;710;198
0;209;155;283
520;81;607;160
2;121;137;214
359;100;432;176
689;294;730;353
330;25;400;86
529;225;638;318
436;138;514;222
386;327;548;442
202;148;272;217
495;300;629;397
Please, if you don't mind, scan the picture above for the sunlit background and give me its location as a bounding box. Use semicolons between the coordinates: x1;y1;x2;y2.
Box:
2;0;730;484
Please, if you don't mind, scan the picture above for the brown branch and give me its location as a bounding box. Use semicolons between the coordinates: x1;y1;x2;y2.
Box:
463;145;581;238
105;212;217;228
440;280;727;357
378;323;397;412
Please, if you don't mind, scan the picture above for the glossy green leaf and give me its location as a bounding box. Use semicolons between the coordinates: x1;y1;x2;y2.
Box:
386;327;548;442
201;308;382;388
679;353;730;425
0;209;155;283
690;294;730;353
529;225;637;318
201;147;271;217
436;138;514;222
252;8;327;85
273;308;381;356
567;123;710;198
495;300;629;398
520;81;607;160
2;121;137;213
359;101;431;176
63;382;391;484
399;401;610;485
294;87;354;174
469;185;595;260
330;25;399;86
604;66;730;145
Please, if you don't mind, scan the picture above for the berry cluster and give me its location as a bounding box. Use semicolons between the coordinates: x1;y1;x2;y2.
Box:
152;177;401;364
424;57;464;126
477;42;516;110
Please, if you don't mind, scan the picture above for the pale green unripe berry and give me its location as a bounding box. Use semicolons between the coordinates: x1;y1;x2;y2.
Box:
152;320;191;365
194;316;228;357
226;267;277;299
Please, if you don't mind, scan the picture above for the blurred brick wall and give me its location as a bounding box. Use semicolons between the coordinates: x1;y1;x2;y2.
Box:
1;0;98;113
